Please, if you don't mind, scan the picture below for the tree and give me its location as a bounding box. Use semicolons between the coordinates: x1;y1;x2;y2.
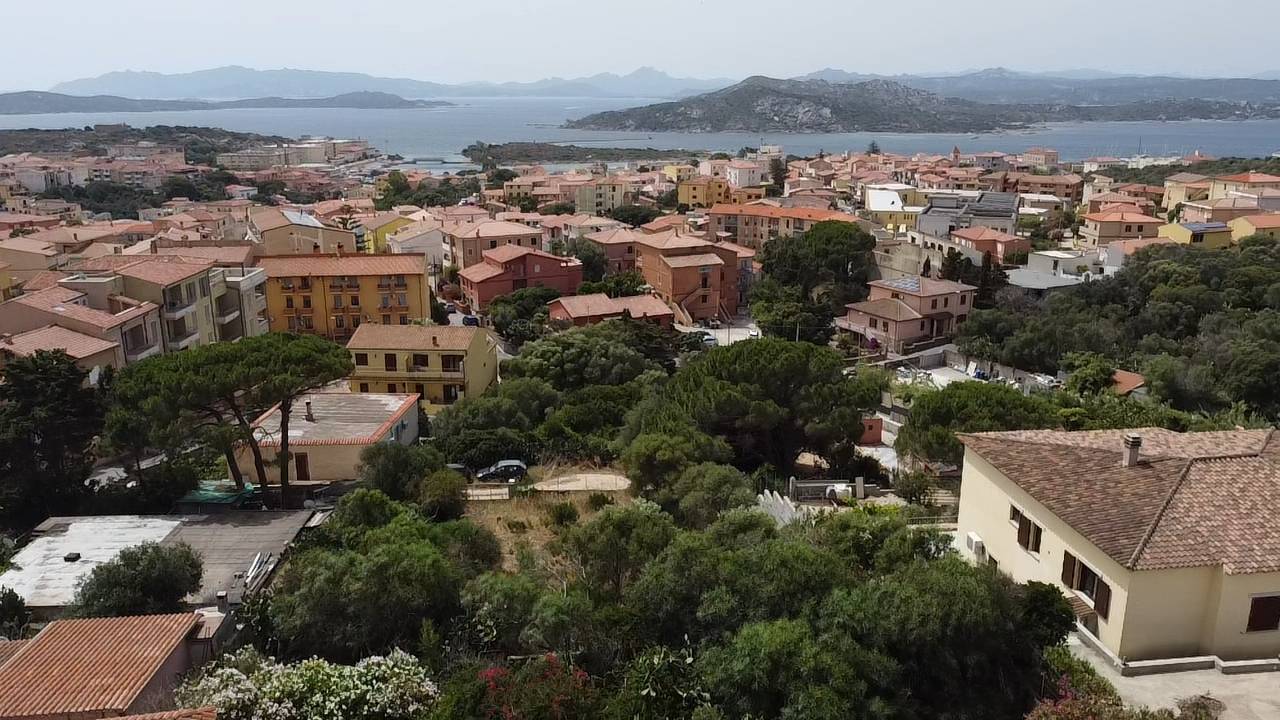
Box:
578;270;647;298
768;158;787;197
0;351;102;530
670;463;755;528
749;277;836;345
621;432;733;499
488;286;562;346
867;140;882;155
486;168;518;189
556;237;608;281
419;468;468;521
0;587;29;640
542;201;576;215
608;204;662;227
460;572;542;655
70;542;203;617
357;442;444;500
1062;352;1117;396
758;220;876;304
556;501;677;601
896;382;1059;465
503;325;661;392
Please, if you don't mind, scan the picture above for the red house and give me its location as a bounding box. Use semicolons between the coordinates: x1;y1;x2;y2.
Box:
458;244;583;311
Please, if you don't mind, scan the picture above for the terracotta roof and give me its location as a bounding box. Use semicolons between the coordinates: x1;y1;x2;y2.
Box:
848;297;922;321
21;270;70;291
1110;369;1146;396
1083;207;1163;223
0;237;58;257
114;708;217;720
346;323;486;351
961;428;1280;573
1237;214;1280;230
112;258;212;286
640;215;687;232
153;245;255;267
258;254;426;278
551;293;673;319
483;244;559;264
0;640;27;667
707;203;858;222
1215;172;1280;184
0;325;119;360
950;226;1020;243
9;287;155;330
586;228;642;246
0;613;199;718
662;253;724;268
458;262;506;283
445;220;539;239
635;229;712;251
1164;172;1208;184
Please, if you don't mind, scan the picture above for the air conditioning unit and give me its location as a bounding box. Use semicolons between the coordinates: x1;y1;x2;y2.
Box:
966;531;985;559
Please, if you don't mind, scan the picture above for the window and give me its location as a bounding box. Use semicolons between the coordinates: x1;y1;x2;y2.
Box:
1009;505;1042;553
920;320;926;331
350;295;360;307
381;295;391;308
333;295;343;308
1246;595;1280;633
931;299;938;309
868;318;877;329
1124;225;1132;232
355;353;368;366
943;297;949;308
302;295;312;309
385;354;397;371
1137;225;1144;233
399;315;409;325
489;240;498;249
412;353;429;368
387;383;397;393
382;314;392;324
442;355;463;373
960;294;967;305
359;383;369;392
287;317;297;331
285;296;294;309
334;315;345;329
1061;552;1111;619
415;383;426;398
397;293;407;307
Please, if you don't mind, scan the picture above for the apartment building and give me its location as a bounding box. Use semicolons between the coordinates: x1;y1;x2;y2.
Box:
1208;172;1280;201
257;254;430;342
634;230;741;322
248;208;360;255
706;204;861;249
457;245;583;311
1079;206;1164;247
0;324;124;374
0;237;60;282
573;178;628;217
346;324;498;413
838;276;976;354
0;285;161;365
678;178;730;208
443;220;544;269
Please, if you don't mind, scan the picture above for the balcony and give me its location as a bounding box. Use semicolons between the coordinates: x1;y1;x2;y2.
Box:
215;306;242;325
163;297;196;320
125;342;161;363
169;326;200;350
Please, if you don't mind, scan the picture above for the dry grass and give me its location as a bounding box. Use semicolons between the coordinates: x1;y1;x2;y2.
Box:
466;488;631;571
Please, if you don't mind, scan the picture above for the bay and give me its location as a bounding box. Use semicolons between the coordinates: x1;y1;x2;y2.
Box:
1;96;1278;164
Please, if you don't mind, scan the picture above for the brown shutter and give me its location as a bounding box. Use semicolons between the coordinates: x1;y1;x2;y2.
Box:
1061;552;1077;588
1095;580;1112;620
1017;516;1031;548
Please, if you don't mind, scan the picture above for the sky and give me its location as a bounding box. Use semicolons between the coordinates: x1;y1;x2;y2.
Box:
5;0;1280;92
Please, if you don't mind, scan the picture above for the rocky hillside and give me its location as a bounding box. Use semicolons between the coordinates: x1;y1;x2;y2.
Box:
565;76;1279;133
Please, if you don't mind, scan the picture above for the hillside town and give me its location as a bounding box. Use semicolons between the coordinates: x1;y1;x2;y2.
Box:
2;121;1280;720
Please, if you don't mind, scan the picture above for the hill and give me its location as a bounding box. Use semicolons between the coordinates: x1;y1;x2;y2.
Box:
0;91;450;114
49;65;733;100
0;125;291;165
564;76;1279;133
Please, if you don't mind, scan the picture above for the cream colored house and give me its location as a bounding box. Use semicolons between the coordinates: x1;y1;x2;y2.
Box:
346;324;498;414
956;428;1280;671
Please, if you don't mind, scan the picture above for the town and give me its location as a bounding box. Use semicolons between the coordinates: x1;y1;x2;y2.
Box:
1;110;1280;720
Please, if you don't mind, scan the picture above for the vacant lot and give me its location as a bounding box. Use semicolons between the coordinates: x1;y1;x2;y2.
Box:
466;487;631;571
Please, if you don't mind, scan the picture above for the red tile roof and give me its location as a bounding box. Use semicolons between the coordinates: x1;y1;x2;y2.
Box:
0;325;119;360
346;323;487;351
0;613;199;718
115;708;217;720
1110;369;1146;396
1237;214;1280;230
707;203;858;222
950;227;1020;243
1083;207;1163;223
258;254;426;278
1215;172;1280;184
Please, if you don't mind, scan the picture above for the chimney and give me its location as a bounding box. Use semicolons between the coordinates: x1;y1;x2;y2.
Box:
855;476;866;500
304;400;315;422
1122;433;1142;467
216;590;229;613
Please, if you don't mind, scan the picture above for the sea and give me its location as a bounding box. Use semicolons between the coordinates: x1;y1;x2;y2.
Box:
2;96;1279;169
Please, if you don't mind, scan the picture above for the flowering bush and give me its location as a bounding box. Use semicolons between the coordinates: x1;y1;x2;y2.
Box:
177;647;438;720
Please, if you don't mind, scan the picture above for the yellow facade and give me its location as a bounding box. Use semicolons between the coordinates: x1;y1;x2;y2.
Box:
346;325;498;414
677;178;730;208
1229;216;1280;242
729;187;767;203
662;164;697;184
364;216;413;253
866;209;919;231
1157;222;1233;249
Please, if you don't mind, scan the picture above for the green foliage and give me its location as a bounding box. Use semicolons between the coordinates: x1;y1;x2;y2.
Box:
578;270;648;298
550;235;608;282
749;277;837;344
0;350;102;530
70;541;203;617
1042;645;1118;702
896;382;1059;464
488;286;561;346
461;572;542;655
587;492;615;511
620;432;733;497
419;469;468;521
0;587;29;639
892;470;936;506
556;501;678;602
768;157;788;196
377;170;481;210
669;463;755;528
177;647;438;720
1062;351;1118;396
542;201;577;215
608;204;662;227
486;168;519;189
606;644;710;720
546;501;580;526
357;442;445;500
503;323;662;392
759;219;876;305
940;249;1008;308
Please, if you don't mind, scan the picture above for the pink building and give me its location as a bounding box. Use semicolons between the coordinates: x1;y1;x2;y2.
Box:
948;227;1030;264
838;276;977;354
457;245;583;311
547;293;674;327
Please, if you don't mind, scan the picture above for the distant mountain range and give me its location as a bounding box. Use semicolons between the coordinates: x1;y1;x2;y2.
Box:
49;66;734;100
564;76;1280;134
0;91;451;115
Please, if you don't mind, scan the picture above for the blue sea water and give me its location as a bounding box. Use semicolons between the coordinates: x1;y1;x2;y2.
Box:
2;96;1277;164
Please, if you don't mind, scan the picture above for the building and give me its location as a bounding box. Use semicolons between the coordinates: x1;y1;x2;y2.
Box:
946;226;1030;264
257;254;430;341
0;512;312;615
1099;237;1177;274
548;293;674;327
0;237;60;282
1021;147;1060;168
706;204;861;249
386;219;446;269
1079;207;1163;247
1178;197;1259;224
916;191;1019;239
236;391;420;484
662;164;697;184
248;208;359;255
346;324;498;413
864;184;923;232
1162;172;1211;211
456;245;583;311
1228;214;1280;242
360;212;413;253
0;614;215;719
956;428;1280;667
442;220;543;269
678;177;730;208
725;160;765;189
0;285;161;364
837;276;976;354
1157;221;1233;249
1208;172;1280;201
572;178;628;217
0;324;123;374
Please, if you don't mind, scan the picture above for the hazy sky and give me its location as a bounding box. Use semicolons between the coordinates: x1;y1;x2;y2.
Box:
6;0;1280;92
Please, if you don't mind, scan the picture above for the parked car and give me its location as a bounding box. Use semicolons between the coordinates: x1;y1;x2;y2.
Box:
476;460;528;484
701;334;718;347
444;302;456;313
461;315;480;327
748;328;761;338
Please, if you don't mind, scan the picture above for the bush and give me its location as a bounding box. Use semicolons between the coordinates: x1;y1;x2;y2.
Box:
586;492;614;511
546;501;580;527
0;587;28;639
893;471;935;506
70;541;203;617
419;469;468;521
1042;645;1117;701
505;519;529;534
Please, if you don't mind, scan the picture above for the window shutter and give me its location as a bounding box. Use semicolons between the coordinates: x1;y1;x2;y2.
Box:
1095;580;1112;620
1061;552;1077;587
1017;516;1032;548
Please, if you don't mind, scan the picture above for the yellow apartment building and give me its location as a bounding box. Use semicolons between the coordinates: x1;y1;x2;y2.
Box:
257;254;430;343
1157;221;1233;249
678;178;730;208
662;164;697;184
345;324;498;413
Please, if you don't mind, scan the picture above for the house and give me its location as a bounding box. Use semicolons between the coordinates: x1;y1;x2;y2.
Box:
1086;192;1157;216
0;237;60;282
863;184;923;232
1208;172;1280;201
956;428;1280;669
236;391;420;485
359;212;413;253
662;164;697;183
1162;172;1211;211
572;178;628;216
633;230;742;322
346;324;498;413
0;324;123;374
257;254;430;341
0;212;60;233
0;512;312;616
1099;237;1176;274
1079;206;1163;247
947;227;1030;264
916;191;1020;241
837;276;976;354
725;160;765;189
386;218;446;269
442;220;543;269
0;283;162;364
456;245;583;311
248;208;359;255
1157;221;1233;249
705;204;862;249
1021;147;1060;168
548;293;674;327
1228;214;1280;242
0;614;216;719
1178;197;1259;224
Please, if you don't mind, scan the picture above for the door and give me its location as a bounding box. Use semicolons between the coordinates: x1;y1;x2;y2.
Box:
295;453;311;483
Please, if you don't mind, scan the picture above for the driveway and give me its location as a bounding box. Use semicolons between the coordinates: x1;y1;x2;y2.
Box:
674;318;761;346
1067;637;1280;720
534;472;629;492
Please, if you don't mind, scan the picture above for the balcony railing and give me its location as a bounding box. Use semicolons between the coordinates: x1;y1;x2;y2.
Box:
163;297;196;320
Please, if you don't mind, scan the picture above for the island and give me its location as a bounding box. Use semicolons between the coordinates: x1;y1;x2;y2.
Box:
461;141;701;166
0;91;453;115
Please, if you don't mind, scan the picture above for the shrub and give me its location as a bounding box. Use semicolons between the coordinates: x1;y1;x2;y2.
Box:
69;541;203;617
505;519;529;534
586;492;614;511
546;501;580;527
420;469;468;521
